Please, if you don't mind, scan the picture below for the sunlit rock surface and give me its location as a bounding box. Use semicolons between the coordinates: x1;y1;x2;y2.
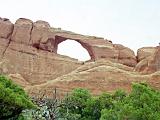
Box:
0;17;159;96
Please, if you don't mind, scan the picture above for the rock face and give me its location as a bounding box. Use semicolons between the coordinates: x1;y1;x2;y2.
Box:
137;47;156;62
0;17;159;96
11;18;33;44
26;60;160;97
135;46;160;73
0;18;13;39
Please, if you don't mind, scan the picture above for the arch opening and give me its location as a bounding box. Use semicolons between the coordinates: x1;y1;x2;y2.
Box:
57;39;91;61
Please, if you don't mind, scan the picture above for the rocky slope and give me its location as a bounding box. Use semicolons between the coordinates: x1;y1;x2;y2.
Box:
26;59;160;96
0;17;159;96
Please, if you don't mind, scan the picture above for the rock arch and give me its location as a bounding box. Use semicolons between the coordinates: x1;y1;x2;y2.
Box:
53;36;95;61
57;39;91;61
0;17;137;67
0;17;141;85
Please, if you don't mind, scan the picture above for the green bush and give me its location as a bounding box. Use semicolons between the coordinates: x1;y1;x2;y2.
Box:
59;88;91;120
100;83;160;120
58;88;126;120
0;75;36;119
1;75;158;120
58;83;160;120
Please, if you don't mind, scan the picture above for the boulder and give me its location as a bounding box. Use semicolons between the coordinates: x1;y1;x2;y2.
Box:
148;46;160;72
30;20;52;44
137;47;156;62
11;18;33;44
0;18;13;39
114;44;137;67
135;46;160;73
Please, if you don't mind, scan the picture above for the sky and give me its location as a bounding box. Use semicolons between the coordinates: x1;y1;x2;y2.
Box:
0;0;160;61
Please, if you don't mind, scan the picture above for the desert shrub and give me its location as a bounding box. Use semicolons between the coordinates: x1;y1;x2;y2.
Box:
100;83;160;120
58;88;91;120
15;82;160;120
82;97;102;120
18;91;63;120
2;76;158;120
32;97;61;120
0;75;36;119
59;83;160;120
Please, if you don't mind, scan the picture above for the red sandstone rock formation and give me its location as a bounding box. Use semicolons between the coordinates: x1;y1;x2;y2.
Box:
0;18;13;39
135;46;160;73
137;47;156;62
0;17;159;96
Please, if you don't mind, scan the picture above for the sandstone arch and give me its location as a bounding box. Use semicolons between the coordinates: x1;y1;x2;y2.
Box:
53;36;95;61
0;17;139;85
57;39;91;61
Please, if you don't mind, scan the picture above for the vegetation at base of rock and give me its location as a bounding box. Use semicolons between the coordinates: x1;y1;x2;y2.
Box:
24;83;159;120
58;88;125;120
100;83;160;120
59;83;160;120
0;75;160;120
0;75;36;119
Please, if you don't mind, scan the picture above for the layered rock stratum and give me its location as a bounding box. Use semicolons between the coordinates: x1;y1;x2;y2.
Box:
0;17;159;96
